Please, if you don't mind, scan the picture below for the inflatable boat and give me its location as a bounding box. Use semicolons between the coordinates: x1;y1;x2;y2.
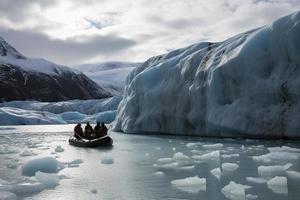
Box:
69;135;113;147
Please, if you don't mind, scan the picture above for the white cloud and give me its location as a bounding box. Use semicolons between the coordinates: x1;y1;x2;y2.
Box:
0;0;299;65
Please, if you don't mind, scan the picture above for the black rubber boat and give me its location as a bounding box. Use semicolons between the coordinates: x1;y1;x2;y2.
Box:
69;135;113;147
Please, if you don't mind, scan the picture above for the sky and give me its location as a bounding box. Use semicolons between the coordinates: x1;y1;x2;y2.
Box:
0;0;299;66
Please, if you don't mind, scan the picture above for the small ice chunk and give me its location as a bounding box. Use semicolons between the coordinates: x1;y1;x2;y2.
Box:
221;181;251;200
171;176;206;193
177;165;195;171
246;194;258;200
101;157;114;164
186;142;202;148
173;152;191;165
157;157;173;163
90;188;98;194
35;171;60;188
172;147;176;151
222;163;239;173
268;146;300;153
68;159;83;165
0;191;17;200
246;177;267;184
253;152;298;163
155;147;161;150
258;163;292;177
154;171;164;176
145;153;149;157
210;168;221;180
267;176;288;194
10;182;44;195
22;157;64;176
191;149;201;154
192;150;220;162
241;145;245;150
55;146;65;153
19;150;35;157
203;143;223;150
222;154;240;159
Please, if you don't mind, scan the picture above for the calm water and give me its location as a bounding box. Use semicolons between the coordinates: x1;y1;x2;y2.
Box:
0;124;300;200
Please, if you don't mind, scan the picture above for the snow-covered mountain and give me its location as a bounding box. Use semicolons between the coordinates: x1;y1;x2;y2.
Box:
0;37;112;102
113;11;300;139
73;62;137;95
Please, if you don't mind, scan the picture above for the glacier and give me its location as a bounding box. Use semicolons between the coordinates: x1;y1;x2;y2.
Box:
0;96;121;125
113;11;300;138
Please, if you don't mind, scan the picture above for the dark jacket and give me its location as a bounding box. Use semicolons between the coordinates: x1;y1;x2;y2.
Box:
74;125;83;139
94;124;101;138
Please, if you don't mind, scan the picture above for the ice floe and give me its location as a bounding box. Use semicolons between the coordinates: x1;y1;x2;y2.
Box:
55;145;65;153
253;152;298;163
171;176;206;193
202;143;223;150
22;157;64;176
267;176;288;194
258;163;292;177
221;181;251;200
246;177;268;184
222;163;239;173
35;171;60;188
210;167;221;180
19;150;36;157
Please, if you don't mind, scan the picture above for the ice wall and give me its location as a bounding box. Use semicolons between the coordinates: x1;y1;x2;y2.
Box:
113;11;300;138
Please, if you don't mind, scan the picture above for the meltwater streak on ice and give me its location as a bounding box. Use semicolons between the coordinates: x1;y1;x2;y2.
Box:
1;125;300;200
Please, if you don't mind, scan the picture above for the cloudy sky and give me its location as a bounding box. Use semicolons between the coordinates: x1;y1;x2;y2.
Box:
0;0;299;66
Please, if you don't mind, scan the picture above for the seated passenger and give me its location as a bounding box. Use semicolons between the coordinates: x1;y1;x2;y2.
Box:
84;122;94;139
94;121;101;138
74;123;83;140
100;122;108;137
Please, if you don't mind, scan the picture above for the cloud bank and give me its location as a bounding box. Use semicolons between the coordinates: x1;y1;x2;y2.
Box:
0;0;299;65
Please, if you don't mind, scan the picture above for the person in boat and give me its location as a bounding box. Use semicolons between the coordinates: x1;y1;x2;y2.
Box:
84;122;94;139
94;121;101;138
100;122;108;136
74;123;83;140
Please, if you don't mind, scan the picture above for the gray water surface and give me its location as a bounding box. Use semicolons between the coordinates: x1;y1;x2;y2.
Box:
0;125;300;200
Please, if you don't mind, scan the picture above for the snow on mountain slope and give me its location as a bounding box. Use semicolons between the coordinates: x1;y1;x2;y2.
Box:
73;62;137;95
113;11;300;139
0;37;112;101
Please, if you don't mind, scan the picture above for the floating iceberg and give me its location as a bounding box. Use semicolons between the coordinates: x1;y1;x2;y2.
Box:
267;176;288;194
171;176;206;193
257;163;292;177
221;181;251;200
22;157;64;176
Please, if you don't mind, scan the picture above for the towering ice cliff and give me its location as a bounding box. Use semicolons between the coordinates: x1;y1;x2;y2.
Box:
113;11;300;138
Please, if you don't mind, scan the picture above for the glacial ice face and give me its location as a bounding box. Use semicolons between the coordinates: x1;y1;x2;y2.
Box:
113;11;300;138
